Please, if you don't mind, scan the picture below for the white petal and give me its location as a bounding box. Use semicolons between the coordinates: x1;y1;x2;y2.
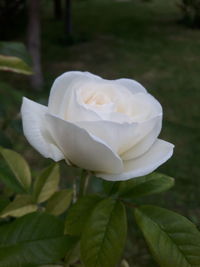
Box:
115;78;147;94
46;114;123;173
48;71;102;122
74;81;134;122
76;120;138;154
121;115;162;160
115;92;162;123
21;97;64;161
77;115;162;158
131;92;162;119
48;71;101;115
114;115;162;157
96;139;174;181
83;71;103;80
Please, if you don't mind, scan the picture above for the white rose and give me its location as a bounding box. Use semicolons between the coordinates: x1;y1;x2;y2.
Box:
21;71;174;181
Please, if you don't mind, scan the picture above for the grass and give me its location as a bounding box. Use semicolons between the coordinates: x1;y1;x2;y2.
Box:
1;0;200;265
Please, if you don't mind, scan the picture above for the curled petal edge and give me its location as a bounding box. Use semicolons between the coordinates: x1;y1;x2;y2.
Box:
96;139;174;181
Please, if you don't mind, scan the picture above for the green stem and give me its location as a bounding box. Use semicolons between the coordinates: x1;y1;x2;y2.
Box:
118;198;139;209
79;170;91;197
72;176;77;203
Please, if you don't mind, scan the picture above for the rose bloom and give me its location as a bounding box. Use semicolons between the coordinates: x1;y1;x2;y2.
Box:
21;71;174;181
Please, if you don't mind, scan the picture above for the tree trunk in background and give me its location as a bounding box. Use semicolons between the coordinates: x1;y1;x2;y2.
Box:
65;0;72;36
27;0;43;90
53;0;62;20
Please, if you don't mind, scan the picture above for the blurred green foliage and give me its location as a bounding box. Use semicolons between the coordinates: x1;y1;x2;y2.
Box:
179;0;200;27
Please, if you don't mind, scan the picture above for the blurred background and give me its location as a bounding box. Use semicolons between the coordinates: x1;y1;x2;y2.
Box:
0;0;200;265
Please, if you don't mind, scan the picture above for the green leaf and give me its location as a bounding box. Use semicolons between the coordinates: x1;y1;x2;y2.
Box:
118;172;174;199
33;164;60;203
0;148;31;191
0;42;32;75
81;198;127;267
46;189;73;216
0;195;37;218
120;259;130;267
0;162;25;193
0;55;33;75
65;195;102;236
0;212;77;267
0;42;31;65
134;205;200;267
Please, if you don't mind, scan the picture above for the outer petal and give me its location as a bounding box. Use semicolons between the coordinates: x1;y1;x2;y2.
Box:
115;78;147;94
121;115;162;160
76;120;138;154
46;114;123;173
130;92;162;120
48;71;101;116
21;97;64;161
77;114;162;157
96;139;174;181
119;114;162;156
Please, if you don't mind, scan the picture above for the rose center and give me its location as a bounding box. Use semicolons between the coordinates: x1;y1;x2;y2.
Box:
84;92;111;107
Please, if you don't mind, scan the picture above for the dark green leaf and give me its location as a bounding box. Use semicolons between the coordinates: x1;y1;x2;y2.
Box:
134;205;200;267
0;148;31;191
102;180;121;196
81;198;127;267
118;172;174;199
65;195;102;236
0;82;22;121
0;196;10;213
64;242;80;266
0;162;25;193
0;212;77;267
46;189;73;216
0;131;12;148
33;164;60;203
